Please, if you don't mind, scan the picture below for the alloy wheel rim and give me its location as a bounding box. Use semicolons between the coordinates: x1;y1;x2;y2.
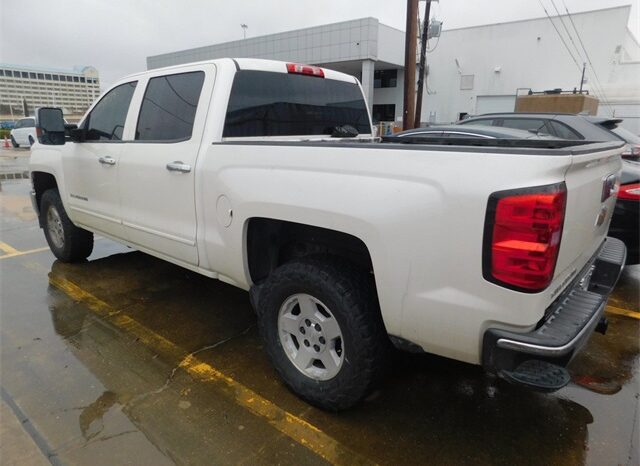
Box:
277;293;344;380
47;206;65;249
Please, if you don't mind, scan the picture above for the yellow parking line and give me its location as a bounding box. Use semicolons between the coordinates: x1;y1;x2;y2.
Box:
606;304;640;320
0;247;50;260
0;241;20;255
49;275;376;466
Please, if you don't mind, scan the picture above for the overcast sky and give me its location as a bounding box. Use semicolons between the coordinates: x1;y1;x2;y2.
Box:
1;0;638;88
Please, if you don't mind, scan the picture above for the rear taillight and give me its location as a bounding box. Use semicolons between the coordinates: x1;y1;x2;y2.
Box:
617;183;640;201
483;183;567;292
286;63;325;78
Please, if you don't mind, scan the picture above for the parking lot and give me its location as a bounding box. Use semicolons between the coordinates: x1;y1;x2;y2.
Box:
1;147;639;465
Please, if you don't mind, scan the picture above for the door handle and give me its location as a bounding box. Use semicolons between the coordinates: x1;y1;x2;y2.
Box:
166;161;192;173
98;156;116;166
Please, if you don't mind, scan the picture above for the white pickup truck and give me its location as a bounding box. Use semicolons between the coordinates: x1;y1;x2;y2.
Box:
30;58;626;410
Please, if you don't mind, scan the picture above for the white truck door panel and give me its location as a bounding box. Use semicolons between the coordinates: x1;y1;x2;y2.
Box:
118;67;213;266
63;81;138;239
63;143;124;237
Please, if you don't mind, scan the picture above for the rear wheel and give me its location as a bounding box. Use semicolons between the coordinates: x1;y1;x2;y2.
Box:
10;136;19;148
28;135;35;146
40;189;94;262
256;256;389;411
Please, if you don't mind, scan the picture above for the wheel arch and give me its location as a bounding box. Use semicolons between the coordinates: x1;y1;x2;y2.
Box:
245;217;375;286
31;171;59;224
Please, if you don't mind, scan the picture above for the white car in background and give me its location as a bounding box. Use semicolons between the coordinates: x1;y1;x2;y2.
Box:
10;117;37;147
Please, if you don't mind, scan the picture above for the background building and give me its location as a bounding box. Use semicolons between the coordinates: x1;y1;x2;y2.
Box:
148;17;405;126
0;64;100;121
147;5;639;133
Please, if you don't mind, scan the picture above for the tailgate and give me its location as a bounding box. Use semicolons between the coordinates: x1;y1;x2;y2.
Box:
555;142;624;278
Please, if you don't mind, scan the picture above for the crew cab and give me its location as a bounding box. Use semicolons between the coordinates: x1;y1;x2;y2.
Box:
30;59;626;410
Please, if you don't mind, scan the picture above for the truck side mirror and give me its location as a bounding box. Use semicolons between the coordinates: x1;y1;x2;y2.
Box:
36;107;66;145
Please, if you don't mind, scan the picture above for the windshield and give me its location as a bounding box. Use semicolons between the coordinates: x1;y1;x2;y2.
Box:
612;126;640;144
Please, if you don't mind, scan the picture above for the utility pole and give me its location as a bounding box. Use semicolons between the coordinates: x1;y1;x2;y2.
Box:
579;62;586;93
414;0;432;128
241;24;248;39
403;0;419;130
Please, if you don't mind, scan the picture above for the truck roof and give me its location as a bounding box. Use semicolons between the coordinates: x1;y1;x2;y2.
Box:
121;58;358;84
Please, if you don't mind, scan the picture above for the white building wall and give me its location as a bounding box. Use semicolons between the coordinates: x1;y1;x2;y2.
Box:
148;18;381;69
420;5;639;132
377;24;404;65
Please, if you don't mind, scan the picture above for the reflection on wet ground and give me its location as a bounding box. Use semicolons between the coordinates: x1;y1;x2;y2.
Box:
1;180;639;465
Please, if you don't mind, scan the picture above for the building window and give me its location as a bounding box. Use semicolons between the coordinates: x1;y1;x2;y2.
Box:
374;69;397;88
21;71;28;78
38;73;44;79
29;72;36;79
80;77;85;83
0;70;4;76
45;74;52;80
460;74;474;90
372;104;396;122
53;74;59;81
73;76;79;82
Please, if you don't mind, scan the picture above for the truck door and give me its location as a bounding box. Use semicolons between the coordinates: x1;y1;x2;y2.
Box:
62;81;138;239
117;65;214;266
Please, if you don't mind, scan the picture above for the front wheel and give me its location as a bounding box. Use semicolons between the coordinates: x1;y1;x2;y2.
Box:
10;135;19;148
40;189;94;262
256;256;390;411
28;135;35;147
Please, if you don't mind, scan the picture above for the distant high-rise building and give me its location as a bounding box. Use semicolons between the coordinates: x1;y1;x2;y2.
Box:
0;64;101;119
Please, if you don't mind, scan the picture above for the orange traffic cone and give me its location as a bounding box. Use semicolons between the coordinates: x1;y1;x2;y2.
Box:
3;136;10;148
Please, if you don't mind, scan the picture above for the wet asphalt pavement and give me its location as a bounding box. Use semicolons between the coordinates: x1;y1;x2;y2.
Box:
1;175;639;466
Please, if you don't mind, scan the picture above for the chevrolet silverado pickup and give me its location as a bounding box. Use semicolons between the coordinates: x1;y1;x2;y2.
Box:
30;58;626;410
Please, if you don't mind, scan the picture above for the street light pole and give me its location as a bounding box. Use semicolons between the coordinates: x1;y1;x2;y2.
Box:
241;24;248;39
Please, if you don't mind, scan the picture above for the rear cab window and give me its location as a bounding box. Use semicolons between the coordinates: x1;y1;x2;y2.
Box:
223;70;371;138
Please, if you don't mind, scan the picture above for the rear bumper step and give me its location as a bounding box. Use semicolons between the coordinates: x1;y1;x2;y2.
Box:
482;237;626;392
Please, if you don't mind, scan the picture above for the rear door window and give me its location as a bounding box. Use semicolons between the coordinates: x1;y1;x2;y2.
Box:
548;121;581;140
463;119;495;126
500;118;553;136
223;70;370;137
135;71;205;141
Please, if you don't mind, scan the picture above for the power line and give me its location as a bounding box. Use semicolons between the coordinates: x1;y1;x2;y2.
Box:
561;0;615;115
536;0;582;71
537;0;613;115
549;0;584;62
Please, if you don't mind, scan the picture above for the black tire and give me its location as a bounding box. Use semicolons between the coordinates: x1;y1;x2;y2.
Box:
10;135;19;148
28;135;35;147
40;189;94;262
256;255;390;411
